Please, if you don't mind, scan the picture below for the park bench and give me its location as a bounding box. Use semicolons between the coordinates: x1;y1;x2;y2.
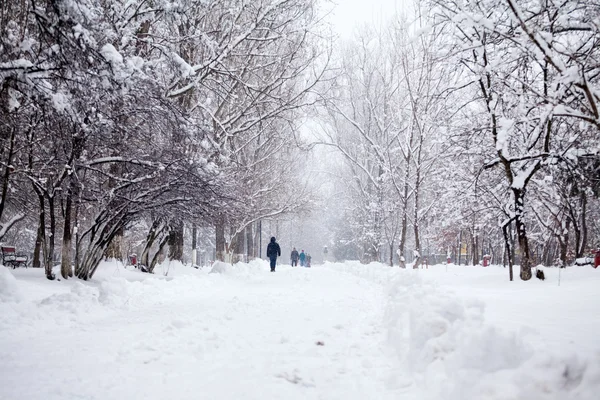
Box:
128;253;149;272
1;246;28;269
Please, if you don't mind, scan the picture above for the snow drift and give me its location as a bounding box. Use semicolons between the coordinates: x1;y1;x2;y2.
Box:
384;270;600;400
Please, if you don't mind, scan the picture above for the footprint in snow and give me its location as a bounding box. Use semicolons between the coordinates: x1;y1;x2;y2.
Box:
276;371;315;387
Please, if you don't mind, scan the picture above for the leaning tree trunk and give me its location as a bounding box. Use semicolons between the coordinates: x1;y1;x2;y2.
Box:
140;219;163;267
78;212;131;280
149;234;169;273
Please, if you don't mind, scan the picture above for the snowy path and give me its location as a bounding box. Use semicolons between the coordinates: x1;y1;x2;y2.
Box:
0;266;409;400
2;262;599;400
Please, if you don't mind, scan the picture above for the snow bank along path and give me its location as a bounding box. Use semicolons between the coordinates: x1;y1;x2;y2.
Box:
1;261;599;400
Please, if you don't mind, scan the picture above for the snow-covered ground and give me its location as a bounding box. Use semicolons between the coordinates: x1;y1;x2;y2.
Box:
1;261;599;399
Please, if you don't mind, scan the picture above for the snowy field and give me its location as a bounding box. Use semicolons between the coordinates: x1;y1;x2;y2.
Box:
1;261;599;400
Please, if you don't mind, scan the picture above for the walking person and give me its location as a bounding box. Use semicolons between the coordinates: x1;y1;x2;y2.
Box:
299;250;306;267
266;237;281;272
291;247;299;267
306;253;312;268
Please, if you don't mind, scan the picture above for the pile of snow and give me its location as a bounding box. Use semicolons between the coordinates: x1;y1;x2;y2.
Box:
210;261;233;274
0;267;22;302
210;259;269;276
320;260;397;285
384;271;600;399
1;260;216;335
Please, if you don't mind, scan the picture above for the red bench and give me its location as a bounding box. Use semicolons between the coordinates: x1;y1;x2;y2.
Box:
1;246;28;269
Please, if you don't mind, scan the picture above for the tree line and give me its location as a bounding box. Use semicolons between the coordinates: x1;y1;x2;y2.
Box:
321;0;599;280
1;0;599;281
1;0;327;279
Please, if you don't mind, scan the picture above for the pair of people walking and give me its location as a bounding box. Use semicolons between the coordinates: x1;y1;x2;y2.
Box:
291;247;310;267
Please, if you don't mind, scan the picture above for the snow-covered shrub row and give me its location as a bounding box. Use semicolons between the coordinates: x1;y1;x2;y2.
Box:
384;272;600;400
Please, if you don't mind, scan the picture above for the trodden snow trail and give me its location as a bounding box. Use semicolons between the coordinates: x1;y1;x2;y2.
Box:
0;264;414;400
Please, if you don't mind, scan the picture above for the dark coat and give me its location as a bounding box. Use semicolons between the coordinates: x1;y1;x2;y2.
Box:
267;237;281;259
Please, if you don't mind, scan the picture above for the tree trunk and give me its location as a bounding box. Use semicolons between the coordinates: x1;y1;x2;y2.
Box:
215;214;226;262
141;219;162;267
246;224;254;261
502;222;514;281
398;178;409;268
35;190;54;280
149;235;169;273
413;200;422;264
168;220;184;261
558;218;571;267
509;221;516;267
47;194;56;270
457;230;462;266
576;191;587;258
398;217;407;268
0;128;15;224
470;229;477;265
513;189;532;281
231;226;245;264
60;188;73;279
257;220;262;258
105;227;124;260
191;225;197;266
74;201;81;274
33;192;44;269
541;237;551;266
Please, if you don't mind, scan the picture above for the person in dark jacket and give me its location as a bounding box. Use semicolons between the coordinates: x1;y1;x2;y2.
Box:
266;237;281;272
290;247;299;267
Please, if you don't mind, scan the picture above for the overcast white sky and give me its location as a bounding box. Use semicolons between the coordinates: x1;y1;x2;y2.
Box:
327;0;407;38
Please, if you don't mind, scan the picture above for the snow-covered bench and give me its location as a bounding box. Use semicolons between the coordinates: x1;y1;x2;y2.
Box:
574;257;593;266
1;246;28;269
